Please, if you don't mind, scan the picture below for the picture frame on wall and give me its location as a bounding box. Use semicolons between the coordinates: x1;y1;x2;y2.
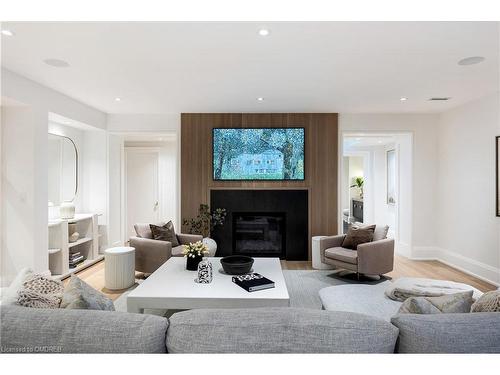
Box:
387;149;396;205
496;136;499;217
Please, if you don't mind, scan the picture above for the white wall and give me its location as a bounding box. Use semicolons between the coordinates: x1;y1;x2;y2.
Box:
436;93;500;284
107;114;180;245
1;69;107;286
340;114;438;251
107;113;179;133
1;105;48;285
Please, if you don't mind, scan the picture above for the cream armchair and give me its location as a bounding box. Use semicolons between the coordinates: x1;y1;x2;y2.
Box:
130;223;202;273
319;225;394;278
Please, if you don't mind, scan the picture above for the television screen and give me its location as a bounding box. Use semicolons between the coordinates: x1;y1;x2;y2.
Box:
213;128;305;180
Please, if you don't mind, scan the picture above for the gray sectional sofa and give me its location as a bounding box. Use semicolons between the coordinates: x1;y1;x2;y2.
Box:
2;304;499;353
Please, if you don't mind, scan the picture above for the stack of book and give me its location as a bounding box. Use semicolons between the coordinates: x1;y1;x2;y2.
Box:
69;252;85;268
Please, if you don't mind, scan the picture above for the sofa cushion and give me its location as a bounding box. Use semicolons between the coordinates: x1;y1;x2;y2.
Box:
171;245;185;257
0;305;168;353
341;224;375;249
0;268;33;306
166;307;398;353
17;274;64;309
373;225;389;241
319;281;401;321
391;312;500;353
150;221;179;247
354;223;389;242
398;291;474;314
134;223;154;239
471;290;500;312
134;221;170;239
60;275;115;311
324;247;358;264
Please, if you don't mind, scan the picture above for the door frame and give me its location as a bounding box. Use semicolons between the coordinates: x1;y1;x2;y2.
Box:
339;131;413;257
124;147;161;241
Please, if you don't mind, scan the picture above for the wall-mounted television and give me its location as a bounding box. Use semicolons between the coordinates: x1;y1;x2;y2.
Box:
213;128;305;181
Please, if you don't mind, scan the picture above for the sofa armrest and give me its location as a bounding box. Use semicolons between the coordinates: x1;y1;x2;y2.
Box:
357;238;395;275
1;305;168;353
130;236;172;273
177;233;203;245
319;235;346;263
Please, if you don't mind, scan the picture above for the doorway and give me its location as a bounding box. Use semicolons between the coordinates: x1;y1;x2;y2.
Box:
125;148;160;238
340;132;413;256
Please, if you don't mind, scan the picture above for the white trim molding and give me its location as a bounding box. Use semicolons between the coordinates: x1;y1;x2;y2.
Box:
411;246;500;287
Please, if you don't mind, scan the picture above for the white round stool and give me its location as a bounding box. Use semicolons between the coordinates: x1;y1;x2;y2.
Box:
312;236;335;270
105;247;135;290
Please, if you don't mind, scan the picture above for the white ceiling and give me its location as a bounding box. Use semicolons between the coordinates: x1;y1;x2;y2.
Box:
1;22;499;114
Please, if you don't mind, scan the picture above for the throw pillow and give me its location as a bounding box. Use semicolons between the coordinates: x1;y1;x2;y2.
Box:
0;267;33;306
471;290;500;312
398;291;474;314
150;220;179;247
353;223;389;242
60;275;115;311
17;274;64;309
341;224;376;250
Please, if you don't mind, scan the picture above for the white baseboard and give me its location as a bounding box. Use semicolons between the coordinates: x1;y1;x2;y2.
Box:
410;246;500;287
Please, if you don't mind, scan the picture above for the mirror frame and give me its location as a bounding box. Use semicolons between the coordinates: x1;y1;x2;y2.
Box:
48;133;79;202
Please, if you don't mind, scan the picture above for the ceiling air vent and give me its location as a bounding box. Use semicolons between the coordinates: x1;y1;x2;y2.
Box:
429;97;451;101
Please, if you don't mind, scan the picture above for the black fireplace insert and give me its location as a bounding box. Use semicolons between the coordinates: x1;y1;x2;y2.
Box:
232;212;286;258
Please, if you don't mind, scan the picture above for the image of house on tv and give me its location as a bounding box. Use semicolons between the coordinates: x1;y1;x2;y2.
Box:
230;150;284;176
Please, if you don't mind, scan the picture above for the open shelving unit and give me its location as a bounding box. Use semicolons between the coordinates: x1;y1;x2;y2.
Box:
48;213;104;280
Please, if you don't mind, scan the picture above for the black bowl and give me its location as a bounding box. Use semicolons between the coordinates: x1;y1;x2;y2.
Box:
220;255;254;275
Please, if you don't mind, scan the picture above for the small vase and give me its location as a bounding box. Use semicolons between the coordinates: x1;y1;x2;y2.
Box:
186;254;203;271
196;258;213;283
60;201;75;219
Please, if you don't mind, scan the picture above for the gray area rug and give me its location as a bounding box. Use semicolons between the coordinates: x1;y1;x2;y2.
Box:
114;270;387;314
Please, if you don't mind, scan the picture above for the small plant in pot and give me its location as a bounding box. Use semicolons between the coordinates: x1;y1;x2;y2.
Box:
182;241;209;271
182;204;227;238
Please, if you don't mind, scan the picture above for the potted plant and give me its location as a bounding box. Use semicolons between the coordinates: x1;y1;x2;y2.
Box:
182;204;227;256
350;176;364;200
182;241;209;271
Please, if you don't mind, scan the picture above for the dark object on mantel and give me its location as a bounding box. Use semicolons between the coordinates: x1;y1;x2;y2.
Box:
220;255;254;275
352;199;364;223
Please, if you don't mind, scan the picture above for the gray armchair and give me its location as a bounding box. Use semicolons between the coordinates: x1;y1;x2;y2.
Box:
130;222;202;273
319;225;394;278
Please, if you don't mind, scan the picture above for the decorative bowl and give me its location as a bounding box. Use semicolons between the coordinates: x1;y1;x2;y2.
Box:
220;255;254;275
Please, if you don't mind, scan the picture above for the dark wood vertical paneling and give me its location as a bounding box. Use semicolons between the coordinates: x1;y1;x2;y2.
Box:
181;113;338;260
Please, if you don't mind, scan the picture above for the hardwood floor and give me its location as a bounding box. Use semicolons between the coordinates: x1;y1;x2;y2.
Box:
71;255;496;302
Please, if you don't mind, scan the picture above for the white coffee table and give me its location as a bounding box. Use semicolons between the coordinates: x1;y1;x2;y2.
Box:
126;257;290;313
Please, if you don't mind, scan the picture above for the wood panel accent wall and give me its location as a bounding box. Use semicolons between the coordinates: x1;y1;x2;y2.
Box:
181;113;338;260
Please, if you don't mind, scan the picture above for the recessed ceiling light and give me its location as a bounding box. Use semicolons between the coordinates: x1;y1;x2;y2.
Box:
115;97;122;102
257;97;264;102
1;29;14;37
429;97;451;101
258;29;270;36
43;58;70;68
458;56;485;66
400;97;408;101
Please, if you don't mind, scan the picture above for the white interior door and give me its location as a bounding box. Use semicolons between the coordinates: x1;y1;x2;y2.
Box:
126;149;159;238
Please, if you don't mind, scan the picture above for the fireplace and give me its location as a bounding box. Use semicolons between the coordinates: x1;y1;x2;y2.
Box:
210;189;308;260
233;212;285;258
